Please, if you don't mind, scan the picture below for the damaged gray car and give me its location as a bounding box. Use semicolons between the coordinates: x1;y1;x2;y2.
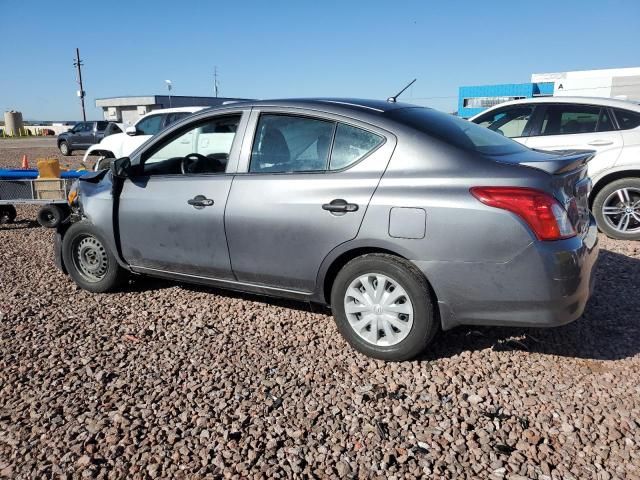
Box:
54;99;599;361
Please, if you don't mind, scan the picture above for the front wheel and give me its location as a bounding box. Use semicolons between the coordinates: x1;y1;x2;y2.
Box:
61;221;128;293
593;178;640;240
330;253;438;361
37;205;66;228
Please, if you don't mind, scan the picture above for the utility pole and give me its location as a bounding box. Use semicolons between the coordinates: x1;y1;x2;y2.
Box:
214;66;219;97
73;48;87;121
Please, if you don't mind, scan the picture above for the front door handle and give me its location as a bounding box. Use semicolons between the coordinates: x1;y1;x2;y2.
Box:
322;199;359;214
588;140;613;146
187;195;214;209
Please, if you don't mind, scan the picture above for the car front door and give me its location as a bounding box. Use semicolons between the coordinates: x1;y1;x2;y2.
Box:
71;122;92;148
224;109;395;292
524;104;623;176
69;122;91;148
117;111;248;279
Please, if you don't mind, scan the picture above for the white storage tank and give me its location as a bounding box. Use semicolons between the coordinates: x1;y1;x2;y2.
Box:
4;110;24;136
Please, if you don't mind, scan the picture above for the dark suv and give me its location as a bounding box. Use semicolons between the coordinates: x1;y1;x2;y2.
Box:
57;121;109;155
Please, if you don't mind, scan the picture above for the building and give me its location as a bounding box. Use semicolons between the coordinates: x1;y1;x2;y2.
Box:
95;95;250;125
458;67;640;118
458;82;554;118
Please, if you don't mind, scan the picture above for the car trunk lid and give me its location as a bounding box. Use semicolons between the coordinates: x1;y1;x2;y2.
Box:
517;149;594;237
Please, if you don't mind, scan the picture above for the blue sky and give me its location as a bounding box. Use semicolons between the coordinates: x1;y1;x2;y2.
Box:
1;0;639;120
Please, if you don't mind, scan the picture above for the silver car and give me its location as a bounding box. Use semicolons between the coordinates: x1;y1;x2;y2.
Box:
55;99;599;361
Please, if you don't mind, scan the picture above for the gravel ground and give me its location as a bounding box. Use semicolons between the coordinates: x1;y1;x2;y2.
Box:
1;146;639;479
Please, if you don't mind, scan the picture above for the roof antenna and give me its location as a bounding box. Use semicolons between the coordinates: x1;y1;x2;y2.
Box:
387;78;416;103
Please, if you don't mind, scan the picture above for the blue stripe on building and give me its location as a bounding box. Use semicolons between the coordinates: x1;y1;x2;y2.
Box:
458;82;554;118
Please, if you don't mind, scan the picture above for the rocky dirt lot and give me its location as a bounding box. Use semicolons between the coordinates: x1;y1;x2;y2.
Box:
1;145;639;479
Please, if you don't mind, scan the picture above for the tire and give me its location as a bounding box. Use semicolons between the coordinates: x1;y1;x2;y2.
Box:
330;253;438;361
37;205;65;228
61;221;128;293
0;205;17;224
59;141;72;156
592;177;640;240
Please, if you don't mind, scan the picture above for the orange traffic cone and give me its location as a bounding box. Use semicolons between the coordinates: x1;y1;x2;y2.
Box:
21;155;30;169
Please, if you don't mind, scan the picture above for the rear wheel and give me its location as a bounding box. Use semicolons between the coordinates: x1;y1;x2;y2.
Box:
0;205;17;224
593;178;640;240
61;221;128;293
331;253;438;361
59;141;71;156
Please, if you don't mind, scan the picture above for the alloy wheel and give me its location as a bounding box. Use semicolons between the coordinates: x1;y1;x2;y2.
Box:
602;187;640;234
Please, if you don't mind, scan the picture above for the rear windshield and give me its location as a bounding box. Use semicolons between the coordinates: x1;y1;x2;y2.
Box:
388;107;529;156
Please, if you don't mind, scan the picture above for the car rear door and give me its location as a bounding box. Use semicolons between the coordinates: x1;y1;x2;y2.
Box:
471;105;536;145
117;111;249;279
523;104;623;176
224;108;395;292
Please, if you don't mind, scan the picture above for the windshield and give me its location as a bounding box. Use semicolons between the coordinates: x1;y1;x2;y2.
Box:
388;107;529;156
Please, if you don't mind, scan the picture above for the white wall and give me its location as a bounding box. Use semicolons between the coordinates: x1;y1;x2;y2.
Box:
531;67;640;100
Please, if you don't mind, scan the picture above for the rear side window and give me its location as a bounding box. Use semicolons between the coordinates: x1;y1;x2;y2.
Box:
250;115;335;173
136;115;164;135
613;109;640;130
473;106;534;138
330;124;384;170
540;105;602;135
165;112;190;127
388;107;528;156
96;121;108;131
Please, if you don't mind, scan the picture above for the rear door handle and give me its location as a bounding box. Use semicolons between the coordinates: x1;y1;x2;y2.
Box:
187;195;214;209
588;140;613;146
322;199;359;214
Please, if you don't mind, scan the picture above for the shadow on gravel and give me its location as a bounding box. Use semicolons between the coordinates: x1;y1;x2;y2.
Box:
126;249;639;361
0;219;40;230
128;276;320;313
420;249;640;362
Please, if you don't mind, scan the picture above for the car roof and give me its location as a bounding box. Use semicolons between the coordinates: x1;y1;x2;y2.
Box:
148;106;207;114
471;96;640;117
191;98;421;123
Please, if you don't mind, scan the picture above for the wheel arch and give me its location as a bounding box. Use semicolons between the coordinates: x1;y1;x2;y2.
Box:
318;244;440;323
590;169;640;207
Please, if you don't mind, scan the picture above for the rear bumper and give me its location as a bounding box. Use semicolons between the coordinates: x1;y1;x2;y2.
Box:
415;215;599;330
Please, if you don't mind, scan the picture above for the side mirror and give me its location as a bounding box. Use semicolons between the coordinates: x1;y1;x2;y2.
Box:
110;157;131;179
125;126;137;136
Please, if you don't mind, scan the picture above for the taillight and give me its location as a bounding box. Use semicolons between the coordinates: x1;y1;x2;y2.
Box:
470;187;576;241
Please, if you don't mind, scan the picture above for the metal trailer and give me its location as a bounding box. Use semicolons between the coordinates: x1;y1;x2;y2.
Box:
0;176;77;228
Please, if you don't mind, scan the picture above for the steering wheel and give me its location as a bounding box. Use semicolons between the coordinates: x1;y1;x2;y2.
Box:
180;153;208;174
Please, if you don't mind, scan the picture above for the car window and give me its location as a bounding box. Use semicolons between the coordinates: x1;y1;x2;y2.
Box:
249;114;336;173
136;115;164;136
387;107;528;156
330;124;384;170
540;105;601;135
473;106;534;138
165;112;190;127
97;121;108;131
613;109;640;130
73;123;89;133
142;115;241;176
597;109;614;132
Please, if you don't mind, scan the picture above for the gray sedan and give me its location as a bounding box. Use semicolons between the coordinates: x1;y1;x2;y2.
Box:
55;99;599;361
